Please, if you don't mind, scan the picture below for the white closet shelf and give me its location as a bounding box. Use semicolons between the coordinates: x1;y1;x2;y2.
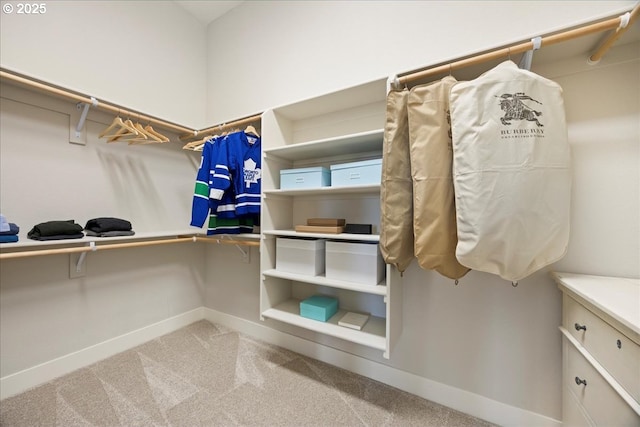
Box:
262;269;387;295
0;230;261;259
263;184;380;197
261;299;387;351
263;230;380;242
271;80;387;121
0;229;198;250
263;129;383;161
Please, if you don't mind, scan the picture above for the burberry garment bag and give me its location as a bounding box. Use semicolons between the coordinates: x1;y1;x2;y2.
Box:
450;60;571;281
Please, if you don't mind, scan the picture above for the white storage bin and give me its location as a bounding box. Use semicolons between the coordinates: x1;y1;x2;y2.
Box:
325;241;385;285
276;237;325;276
280;167;330;189
330;158;382;187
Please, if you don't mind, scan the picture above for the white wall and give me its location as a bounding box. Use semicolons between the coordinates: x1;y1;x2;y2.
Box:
0;0;208;129
203;0;640;422
205;0;636;124
0;82;206;378
0;1;637;424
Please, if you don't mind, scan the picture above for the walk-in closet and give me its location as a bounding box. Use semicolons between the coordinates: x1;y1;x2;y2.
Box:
1;1;638;426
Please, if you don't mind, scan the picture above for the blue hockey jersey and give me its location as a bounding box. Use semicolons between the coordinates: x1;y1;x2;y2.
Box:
210;131;261;216
190;136;254;235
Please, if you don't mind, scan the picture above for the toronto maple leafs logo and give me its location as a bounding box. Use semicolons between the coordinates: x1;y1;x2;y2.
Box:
496;92;543;127
243;158;261;188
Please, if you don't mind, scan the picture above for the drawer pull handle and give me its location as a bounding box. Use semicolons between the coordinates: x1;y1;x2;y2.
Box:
575;377;587;387
574;323;587;332
617;339;622;349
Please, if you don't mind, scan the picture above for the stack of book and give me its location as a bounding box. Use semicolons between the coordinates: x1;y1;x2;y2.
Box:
295;218;346;234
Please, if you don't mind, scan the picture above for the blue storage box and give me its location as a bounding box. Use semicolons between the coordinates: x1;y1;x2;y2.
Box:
300;295;338;322
281;167;330;190
330;159;382;187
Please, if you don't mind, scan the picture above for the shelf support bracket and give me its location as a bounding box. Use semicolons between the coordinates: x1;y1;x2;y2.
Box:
69;242;95;278
70;96;98;145
76;242;95;272
234;243;250;263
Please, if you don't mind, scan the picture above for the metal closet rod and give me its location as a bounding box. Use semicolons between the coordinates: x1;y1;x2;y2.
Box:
396;4;638;86
179;114;263;141
0;236;260;260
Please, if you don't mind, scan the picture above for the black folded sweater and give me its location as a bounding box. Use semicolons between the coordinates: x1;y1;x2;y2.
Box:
84;217;132;233
28;220;84;240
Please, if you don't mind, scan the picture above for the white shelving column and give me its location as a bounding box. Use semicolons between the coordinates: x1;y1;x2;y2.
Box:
259;79;403;359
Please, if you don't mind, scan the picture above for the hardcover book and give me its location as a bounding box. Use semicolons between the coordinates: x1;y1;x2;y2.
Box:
338;312;370;330
306;218;346;226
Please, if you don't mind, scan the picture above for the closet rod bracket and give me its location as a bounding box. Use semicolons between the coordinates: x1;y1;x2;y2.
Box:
70;97;98;145
70;242;94;278
235;243;250;263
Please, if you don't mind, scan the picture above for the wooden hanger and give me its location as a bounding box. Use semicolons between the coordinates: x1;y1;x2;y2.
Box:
182;134;214;150
99;115;138;140
182;124;228;150
128;121;170;144
143;124;169;142
244;124;260;137
125;119;171;145
108;119;142;142
125;123;159;145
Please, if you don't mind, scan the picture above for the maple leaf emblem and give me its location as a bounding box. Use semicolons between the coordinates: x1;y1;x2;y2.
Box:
243;158;261;188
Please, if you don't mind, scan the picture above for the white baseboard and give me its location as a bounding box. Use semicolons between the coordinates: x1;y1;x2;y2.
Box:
203;308;562;427
0;307;205;400
1;306;561;427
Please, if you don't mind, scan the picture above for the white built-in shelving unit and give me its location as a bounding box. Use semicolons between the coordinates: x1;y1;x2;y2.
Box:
259;79;402;359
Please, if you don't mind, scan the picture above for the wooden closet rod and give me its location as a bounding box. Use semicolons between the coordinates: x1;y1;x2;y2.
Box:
0;68;195;135
396;9;633;86
197;237;261;247
0;237;193;260
590;3;639;63
0;236;259;260
179;113;262;141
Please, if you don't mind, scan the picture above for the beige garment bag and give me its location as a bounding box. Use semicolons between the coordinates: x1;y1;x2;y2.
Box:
380;89;414;273
408;76;470;280
450;61;571;281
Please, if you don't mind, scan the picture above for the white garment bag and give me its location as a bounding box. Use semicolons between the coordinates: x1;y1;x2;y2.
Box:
450;61;571;281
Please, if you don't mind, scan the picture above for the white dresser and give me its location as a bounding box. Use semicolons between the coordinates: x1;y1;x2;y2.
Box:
553;272;640;426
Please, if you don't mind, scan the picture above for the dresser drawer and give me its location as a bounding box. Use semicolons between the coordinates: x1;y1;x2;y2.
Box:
564;295;640;404
565;337;640;426
564;382;595;427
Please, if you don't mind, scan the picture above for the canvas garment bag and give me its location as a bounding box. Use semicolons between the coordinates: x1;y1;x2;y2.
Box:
450;60;571;281
408;76;470;280
380;89;414;273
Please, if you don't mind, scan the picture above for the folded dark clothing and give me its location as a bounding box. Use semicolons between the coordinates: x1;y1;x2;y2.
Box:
85;230;135;237
85;217;132;233
0;223;19;236
0;235;19;243
28;220;84;239
29;233;84;241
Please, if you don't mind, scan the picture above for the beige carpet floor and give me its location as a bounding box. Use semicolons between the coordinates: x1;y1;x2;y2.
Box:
0;320;495;426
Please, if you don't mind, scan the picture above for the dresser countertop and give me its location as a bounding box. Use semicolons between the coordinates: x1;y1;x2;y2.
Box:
553;272;640;337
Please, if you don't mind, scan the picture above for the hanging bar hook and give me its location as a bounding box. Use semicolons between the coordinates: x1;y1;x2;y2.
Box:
75;96;98;138
519;36;541;70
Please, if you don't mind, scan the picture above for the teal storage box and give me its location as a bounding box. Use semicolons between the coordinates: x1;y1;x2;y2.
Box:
330;158;382;187
300;295;338;322
281;167;330;189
